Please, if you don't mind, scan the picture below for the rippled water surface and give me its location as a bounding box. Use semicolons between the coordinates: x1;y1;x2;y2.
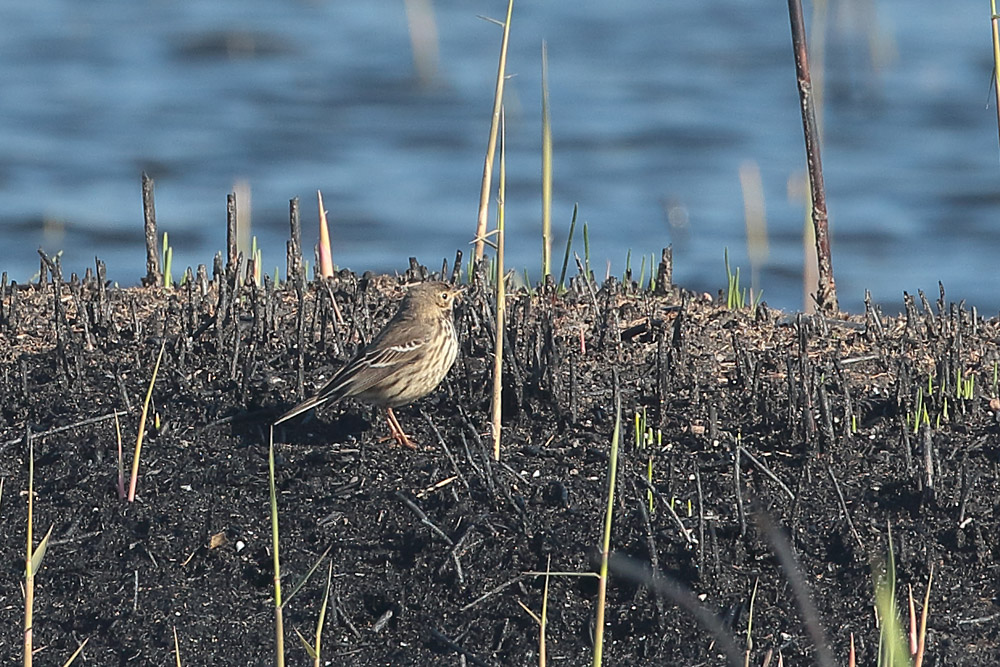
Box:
0;1;994;312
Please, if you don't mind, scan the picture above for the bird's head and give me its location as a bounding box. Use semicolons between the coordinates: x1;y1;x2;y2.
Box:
403;281;464;315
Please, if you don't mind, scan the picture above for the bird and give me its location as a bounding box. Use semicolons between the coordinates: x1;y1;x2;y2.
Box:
274;280;463;449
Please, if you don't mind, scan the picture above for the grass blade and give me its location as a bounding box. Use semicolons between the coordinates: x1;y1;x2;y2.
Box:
313;561;334;666
24;434;35;667
592;385;621;666
60;638;90;667
914;565;934;667
128;339;166;502
172;627;182;667
268;427;286;666
558;204;578;290
295;628;318;660
29;525;53;577
282;546;332;608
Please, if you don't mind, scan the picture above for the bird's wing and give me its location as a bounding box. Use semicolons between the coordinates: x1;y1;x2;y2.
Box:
321;334;430;397
361;336;426;368
273;309;433;424
273;340;426;425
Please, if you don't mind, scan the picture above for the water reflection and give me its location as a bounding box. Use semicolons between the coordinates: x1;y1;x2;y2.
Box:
0;1;994;313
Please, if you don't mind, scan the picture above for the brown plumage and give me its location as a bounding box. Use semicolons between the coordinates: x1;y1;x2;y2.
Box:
274;281;463;448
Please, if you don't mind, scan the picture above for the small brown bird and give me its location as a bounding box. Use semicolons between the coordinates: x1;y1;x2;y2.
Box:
274;281;463;448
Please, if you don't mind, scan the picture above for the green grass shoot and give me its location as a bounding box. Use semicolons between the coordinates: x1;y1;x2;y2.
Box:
268;426;286;666
557;204;579;290
24;437;54;667
910;387;931;434
295;561;334;667
725;248;744;309
874;526;910;667
633;408;659;512
874;583;907;666
281;546;333;611
646;454;654;513
592;391;621;666
956;368;974;400
128;339;166;502
517;555;552;667
724;248;764;312
162;232;173;288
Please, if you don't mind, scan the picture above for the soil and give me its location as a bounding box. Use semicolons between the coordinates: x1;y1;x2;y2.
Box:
1;257;999;666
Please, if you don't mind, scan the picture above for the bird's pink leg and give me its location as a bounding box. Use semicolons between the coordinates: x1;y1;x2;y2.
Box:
383;408;417;449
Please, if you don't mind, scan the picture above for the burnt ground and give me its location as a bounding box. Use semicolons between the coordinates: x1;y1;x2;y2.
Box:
1;258;1000;666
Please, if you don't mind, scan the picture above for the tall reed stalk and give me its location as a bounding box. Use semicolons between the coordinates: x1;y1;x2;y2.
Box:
473;0;514;261
491;108;507;461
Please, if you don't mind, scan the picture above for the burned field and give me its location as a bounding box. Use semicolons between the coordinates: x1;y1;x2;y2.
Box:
1;260;999;666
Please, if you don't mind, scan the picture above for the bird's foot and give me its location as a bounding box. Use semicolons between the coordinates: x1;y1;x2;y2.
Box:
382;408;418;450
380;431;417;449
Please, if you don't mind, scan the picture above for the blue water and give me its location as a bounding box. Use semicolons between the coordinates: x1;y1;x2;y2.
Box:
0;0;995;313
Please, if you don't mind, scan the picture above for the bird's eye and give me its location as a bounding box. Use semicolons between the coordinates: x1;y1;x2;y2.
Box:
439;291;449;300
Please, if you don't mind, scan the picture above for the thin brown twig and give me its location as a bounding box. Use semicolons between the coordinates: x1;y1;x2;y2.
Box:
786;0;837;312
1;411;128;448
826;465;863;549
738;446;795;501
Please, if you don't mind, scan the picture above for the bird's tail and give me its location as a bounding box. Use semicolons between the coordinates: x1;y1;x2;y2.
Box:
273;392;336;425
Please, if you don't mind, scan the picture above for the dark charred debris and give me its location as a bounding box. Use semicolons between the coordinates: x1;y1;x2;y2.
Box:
1;251;999;665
